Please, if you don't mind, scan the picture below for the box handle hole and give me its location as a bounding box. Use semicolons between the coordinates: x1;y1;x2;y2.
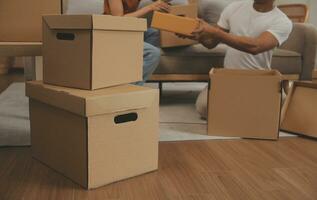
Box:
177;14;186;17
56;33;75;41
114;113;138;124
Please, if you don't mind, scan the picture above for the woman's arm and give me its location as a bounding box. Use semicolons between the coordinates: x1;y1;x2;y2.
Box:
107;0;170;18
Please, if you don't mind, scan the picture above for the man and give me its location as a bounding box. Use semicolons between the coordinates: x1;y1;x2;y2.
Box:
186;0;293;118
104;0;171;85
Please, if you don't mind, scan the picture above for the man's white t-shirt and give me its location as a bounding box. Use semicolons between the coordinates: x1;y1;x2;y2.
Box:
217;1;293;69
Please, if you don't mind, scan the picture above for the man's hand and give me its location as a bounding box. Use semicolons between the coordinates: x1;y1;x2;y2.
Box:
191;19;222;49
198;32;221;49
175;19;222;49
193;19;221;37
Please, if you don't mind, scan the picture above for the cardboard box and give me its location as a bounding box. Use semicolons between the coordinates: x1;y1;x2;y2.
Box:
208;69;282;140
281;81;317;139
43;15;147;90
0;0;62;42
160;4;198;48
26;81;159;189
151;11;199;36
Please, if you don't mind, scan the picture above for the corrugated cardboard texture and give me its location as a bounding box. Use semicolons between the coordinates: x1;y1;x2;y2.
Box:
0;0;61;42
30;99;88;187
151;11;199;36
160;4;198;48
43;20;92;89
208;69;282;140
26;81;157;116
281;82;317;138
27;82;159;189
88;95;159;189
43;15;145;90
91;30;143;89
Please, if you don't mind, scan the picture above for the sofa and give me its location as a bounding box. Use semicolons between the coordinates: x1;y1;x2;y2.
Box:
150;23;317;84
61;0;317;84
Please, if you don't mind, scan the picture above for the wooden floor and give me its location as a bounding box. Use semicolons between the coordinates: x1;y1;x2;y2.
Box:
1;72;317;200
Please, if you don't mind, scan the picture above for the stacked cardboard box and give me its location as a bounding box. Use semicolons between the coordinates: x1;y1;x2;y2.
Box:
26;15;159;189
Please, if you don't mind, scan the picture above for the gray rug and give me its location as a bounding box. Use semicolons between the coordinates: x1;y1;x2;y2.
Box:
0;83;30;146
0;83;295;147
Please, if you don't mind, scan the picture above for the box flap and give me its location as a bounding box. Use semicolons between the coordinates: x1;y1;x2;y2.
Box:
26;81;158;117
281;81;317;138
209;68;282;78
43;15;147;31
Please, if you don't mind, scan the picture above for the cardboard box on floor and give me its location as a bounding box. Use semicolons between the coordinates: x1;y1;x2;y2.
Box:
43;15;146;90
151;11;199;37
159;4;198;48
281;81;317;139
0;0;62;42
26;81;159;189
208;69;283;140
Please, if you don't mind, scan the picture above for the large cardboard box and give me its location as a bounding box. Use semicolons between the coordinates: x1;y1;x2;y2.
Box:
160;4;198;48
208;69;282;140
43;15;147;90
26;81;159;189
151;11;199;36
281;81;317;139
0;0;62;42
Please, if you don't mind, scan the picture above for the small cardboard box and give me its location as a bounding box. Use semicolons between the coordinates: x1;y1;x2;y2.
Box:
281;81;317;139
0;0;62;42
43;15;147;90
160;4;198;48
208;69;282;140
151;11;199;36
26;81;159;189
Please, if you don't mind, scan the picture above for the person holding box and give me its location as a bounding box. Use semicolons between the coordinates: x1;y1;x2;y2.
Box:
179;0;293;119
104;0;171;85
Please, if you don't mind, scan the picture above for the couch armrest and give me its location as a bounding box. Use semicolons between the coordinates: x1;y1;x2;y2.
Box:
280;23;317;80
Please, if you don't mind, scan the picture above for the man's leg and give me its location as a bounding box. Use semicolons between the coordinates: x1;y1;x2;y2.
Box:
196;86;208;119
136;42;161;85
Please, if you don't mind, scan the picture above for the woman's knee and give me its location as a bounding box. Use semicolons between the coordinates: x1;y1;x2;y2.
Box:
144;43;161;63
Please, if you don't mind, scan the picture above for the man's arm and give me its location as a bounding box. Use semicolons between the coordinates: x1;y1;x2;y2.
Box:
201;24;279;55
198;25;228;49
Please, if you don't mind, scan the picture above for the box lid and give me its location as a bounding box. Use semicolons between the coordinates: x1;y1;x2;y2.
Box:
281;81;317;138
43;15;147;31
26;81;158;117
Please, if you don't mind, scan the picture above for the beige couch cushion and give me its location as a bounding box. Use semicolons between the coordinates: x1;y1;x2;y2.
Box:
155;44;302;75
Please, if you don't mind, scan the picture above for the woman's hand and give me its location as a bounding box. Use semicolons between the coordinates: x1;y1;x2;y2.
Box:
146;0;170;13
